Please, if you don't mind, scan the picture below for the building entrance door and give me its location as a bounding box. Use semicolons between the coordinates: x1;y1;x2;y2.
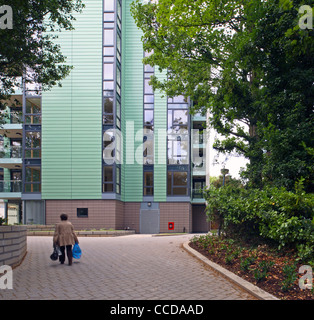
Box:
140;202;160;234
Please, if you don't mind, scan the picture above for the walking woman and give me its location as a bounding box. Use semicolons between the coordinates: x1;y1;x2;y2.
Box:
53;213;79;266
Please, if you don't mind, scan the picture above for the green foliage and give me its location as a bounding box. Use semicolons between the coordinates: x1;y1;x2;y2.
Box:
281;262;298;292
204;180;314;262
131;0;314;191
0;0;85;112
0;217;6;226
240;256;257;272
252;260;275;283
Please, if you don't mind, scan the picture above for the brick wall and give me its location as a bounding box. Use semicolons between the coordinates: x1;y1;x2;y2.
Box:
46;200;120;230
159;202;192;233
0;226;27;268
124;203;141;233
45;200;194;234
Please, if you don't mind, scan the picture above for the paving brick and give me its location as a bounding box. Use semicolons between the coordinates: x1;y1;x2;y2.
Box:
0;235;256;300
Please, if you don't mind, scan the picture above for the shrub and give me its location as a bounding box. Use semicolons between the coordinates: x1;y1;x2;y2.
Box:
204;179;314;263
252;261;275;283
281;262;298;292
240;256;257;272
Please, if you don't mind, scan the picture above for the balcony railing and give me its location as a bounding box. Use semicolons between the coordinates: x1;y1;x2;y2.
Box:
192;189;204;199
0;111;23;124
0;180;22;193
0;146;22;158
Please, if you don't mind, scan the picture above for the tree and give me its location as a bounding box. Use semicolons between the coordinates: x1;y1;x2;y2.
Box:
0;0;85;110
131;0;313;190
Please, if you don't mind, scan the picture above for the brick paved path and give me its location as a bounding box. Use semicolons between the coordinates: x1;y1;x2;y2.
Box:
0;234;255;300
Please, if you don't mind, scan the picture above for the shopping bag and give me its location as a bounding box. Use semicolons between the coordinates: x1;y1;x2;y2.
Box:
72;242;82;259
50;247;58;261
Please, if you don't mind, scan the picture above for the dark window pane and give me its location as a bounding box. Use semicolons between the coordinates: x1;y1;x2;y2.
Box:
25;183;41;193
104;97;113;114
172;187;187;195
104;166;113;182
167;172;172;195
144;172;153;187
103;114;114;124
173;171;187;186
144;187;153;196
77;208;88;217
25;166;41;182
103;183;113;192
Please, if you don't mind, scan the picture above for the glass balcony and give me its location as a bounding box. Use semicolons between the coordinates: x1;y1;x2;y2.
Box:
0;111;23;139
0;111;23;124
0;146;22;169
0;180;22;193
192;188;204;199
0;145;22;159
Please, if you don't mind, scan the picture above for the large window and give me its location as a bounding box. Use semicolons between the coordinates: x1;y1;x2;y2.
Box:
25;98;41;124
143;51;154;193
167;171;188;196
24;166;41;192
25;132;41;159
167;109;189;165
103;0;122;194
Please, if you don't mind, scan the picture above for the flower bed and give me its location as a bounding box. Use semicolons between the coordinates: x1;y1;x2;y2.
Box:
189;234;313;300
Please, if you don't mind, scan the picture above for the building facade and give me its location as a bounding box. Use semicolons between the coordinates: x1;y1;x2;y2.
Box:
0;0;210;233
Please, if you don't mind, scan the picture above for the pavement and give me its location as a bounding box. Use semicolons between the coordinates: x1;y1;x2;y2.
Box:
0;234;256;300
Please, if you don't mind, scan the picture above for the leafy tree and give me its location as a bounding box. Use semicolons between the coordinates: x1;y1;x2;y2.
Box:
0;0;85;110
131;0;313;190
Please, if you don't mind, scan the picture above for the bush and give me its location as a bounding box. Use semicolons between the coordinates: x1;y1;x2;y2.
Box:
204;179;314;263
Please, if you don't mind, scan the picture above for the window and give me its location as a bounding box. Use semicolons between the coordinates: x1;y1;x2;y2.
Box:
104;30;114;45
24;166;41;192
167;171;188;196
103;166;114;192
104;0;115;11
116;165;121;194
103;97;114;125
167;109;189;164
25;132;41;159
25;98;41;124
144;171;153;196
104;64;114;80
77;208;88;218
143;131;154;165
144;79;153;94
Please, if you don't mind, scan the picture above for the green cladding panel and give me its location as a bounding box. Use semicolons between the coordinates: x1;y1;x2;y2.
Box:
42;0;102;199
121;0;144;202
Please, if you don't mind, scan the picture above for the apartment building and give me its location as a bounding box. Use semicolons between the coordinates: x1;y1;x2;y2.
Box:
0;0;210;233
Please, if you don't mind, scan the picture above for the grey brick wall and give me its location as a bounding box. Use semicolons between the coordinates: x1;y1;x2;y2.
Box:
0;226;27;267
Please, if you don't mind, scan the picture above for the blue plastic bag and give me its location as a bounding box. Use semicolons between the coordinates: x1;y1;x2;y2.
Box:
72;242;82;259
